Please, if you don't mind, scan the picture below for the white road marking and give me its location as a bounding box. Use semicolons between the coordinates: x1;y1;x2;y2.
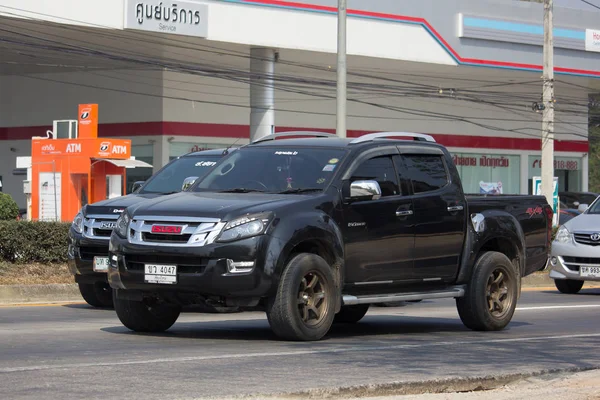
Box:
2;332;600;373
516;305;600;311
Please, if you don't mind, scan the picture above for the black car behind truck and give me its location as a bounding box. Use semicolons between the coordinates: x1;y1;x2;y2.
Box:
107;132;553;341
68;148;231;307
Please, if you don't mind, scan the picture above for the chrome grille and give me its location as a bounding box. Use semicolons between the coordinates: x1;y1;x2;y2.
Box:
128;215;224;247
573;232;600;246
83;214;120;240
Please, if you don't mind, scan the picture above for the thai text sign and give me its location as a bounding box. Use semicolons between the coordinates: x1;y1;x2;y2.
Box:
124;0;209;38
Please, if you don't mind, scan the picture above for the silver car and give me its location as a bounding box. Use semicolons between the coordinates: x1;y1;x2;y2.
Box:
550;196;600;294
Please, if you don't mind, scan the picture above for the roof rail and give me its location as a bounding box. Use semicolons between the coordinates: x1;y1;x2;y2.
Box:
350;132;436;144
251;131;337;144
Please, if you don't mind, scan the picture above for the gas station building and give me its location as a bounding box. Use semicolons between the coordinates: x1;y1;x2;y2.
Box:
1;0;600;220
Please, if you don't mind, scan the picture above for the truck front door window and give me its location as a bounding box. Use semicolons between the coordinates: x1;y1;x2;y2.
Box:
350;156;400;197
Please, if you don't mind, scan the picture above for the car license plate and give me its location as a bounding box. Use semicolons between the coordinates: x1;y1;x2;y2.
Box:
93;256;110;272
580;266;600;278
144;264;177;284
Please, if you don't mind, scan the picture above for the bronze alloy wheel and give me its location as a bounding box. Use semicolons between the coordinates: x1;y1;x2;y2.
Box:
486;267;515;320
297;271;329;327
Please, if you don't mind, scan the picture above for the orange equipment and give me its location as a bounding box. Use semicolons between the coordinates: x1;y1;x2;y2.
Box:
30;104;146;222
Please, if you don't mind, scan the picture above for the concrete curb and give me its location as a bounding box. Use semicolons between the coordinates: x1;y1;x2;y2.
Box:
1;272;599;305
0;284;81;305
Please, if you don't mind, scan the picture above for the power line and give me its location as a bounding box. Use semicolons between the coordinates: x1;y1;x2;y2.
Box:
580;0;600;11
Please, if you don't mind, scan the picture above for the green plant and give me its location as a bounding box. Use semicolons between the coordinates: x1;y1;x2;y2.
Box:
0;193;19;221
0;221;70;264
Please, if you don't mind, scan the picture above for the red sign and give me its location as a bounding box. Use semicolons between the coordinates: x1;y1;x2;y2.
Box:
151;225;183;234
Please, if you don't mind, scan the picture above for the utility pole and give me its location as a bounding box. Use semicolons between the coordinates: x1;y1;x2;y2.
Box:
336;0;347;138
541;0;555;216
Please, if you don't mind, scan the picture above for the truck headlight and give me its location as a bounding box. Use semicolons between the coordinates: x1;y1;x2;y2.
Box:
72;211;84;234
555;226;571;244
115;211;131;238
217;213;272;243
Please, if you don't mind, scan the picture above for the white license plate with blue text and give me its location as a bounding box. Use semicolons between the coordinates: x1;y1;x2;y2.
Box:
144;264;177;284
93;256;110;272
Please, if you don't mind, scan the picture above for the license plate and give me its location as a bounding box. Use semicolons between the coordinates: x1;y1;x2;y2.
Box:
144;264;177;284
93;256;109;272
580;266;600;278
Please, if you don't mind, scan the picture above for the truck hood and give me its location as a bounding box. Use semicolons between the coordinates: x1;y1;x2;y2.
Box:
85;193;163;216
126;191;320;221
564;213;600;233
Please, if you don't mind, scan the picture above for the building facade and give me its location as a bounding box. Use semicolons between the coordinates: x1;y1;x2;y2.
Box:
1;0;599;210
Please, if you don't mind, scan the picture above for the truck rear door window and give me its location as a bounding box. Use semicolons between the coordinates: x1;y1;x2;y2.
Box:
403;155;449;193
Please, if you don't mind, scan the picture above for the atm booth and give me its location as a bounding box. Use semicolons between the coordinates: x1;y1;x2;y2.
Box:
28;104;152;222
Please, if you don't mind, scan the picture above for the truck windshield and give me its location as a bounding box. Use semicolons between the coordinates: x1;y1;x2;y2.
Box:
139;155;221;194
193;147;347;193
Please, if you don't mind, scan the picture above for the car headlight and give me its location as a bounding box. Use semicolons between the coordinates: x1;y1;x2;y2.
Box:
217;213;272;243
72;210;84;234
555;225;571;244
115;211;131;238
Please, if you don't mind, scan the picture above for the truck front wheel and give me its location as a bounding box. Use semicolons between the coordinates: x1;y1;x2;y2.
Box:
78;282;113;308
267;253;336;341
554;279;584;294
456;251;519;331
113;290;181;332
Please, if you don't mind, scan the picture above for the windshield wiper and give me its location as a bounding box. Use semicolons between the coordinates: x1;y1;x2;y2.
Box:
220;188;265;193
277;188;323;194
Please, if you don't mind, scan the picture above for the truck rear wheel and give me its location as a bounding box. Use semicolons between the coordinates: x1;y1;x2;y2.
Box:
334;304;369;324
267;253;336;341
113;290;181;332
554;279;584;294
456;251;519;331
78;282;113;308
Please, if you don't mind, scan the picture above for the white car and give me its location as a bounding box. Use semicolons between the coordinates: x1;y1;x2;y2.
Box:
549;198;600;294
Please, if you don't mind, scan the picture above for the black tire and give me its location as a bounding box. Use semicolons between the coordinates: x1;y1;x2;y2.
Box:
554;279;584;294
113;290;181;332
456;251;519;331
78;282;114;308
266;253;336;341
334;304;369;324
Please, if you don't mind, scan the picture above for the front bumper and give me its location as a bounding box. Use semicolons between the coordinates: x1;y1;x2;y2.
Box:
107;233;274;298
549;240;600;281
68;229;111;284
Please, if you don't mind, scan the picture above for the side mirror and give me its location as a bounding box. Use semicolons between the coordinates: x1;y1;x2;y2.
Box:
573;201;580;207
578;203;589;213
131;181;145;193
182;176;199;191
350;180;382;201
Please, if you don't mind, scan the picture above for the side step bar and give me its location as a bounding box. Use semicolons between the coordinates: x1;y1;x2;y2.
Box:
342;285;466;306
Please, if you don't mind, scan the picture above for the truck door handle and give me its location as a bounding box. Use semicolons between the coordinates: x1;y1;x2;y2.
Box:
447;205;464;212
396;210;413;217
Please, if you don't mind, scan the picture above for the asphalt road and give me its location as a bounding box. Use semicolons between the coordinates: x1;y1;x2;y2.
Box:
1;288;600;400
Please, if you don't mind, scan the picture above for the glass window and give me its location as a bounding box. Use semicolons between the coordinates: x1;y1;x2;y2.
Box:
127;145;154;194
194;147;347;193
139;154;222;194
452;153;520;194
404;155;449;193
350;156;400;197
528;155;582;193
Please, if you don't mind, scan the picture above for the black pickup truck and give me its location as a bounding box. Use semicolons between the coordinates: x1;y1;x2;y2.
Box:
68;148;231;308
107;132;552;341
